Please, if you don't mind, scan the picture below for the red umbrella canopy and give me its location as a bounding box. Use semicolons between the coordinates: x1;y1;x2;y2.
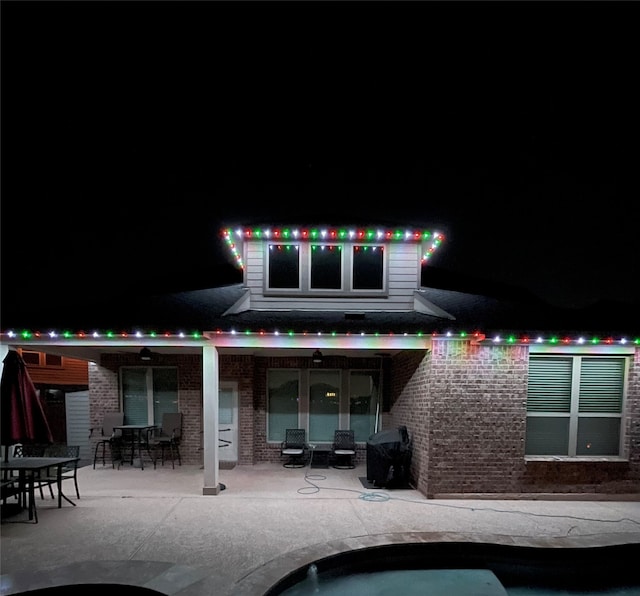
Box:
1;350;53;459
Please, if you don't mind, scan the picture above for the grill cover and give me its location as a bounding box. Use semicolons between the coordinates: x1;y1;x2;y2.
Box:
366;425;411;488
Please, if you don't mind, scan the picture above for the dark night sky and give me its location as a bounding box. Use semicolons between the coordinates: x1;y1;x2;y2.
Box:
2;2;639;326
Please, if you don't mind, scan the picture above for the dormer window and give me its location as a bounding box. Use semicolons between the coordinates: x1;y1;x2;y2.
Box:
266;241;386;295
310;244;342;290
352;245;384;290
268;244;300;289
223;226;445;300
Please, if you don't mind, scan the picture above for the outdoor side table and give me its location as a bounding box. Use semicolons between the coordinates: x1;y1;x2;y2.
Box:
309;446;331;469
113;424;156;470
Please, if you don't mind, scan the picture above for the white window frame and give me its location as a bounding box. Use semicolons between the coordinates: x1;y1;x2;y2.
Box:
350;244;386;292
309;242;344;292
266;242;302;291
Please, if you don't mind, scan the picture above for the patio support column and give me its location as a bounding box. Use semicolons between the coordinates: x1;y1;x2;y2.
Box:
202;345;221;495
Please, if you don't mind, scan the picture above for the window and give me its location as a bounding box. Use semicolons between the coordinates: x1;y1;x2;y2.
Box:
309;370;340;442
267;368;381;443
45;353;63;367
21;351;41;365
268;243;300;289
352;245;384;290
310;244;342;290
349;370;381;442
265;242;387;295
121;367;178;425
526;356;626;457
19;350;62;367
267;370;300;442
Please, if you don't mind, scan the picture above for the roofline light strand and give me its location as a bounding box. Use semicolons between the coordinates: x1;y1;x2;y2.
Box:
221;226;445;269
2;329;638;345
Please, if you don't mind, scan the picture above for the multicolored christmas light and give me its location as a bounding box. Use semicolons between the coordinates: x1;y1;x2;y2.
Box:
222;226;445;269
2;329;638;346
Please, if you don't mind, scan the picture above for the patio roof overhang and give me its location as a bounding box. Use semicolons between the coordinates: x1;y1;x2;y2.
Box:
3;327;637;363
0;329;453;362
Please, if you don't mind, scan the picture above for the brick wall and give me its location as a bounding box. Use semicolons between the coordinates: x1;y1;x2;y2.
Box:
386;349;430;491
422;340;528;496
389;340;640;497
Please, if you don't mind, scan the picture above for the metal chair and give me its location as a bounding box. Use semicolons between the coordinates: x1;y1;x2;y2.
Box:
40;444;81;501
332;429;356;469
90;412;124;469
148;412;182;469
12;444;49;500
280;428;308;468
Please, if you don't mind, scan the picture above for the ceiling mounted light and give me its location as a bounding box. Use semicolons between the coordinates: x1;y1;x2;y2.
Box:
139;347;152;361
312;349;323;364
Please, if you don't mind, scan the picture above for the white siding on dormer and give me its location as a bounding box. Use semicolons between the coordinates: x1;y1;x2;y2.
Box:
243;239;423;313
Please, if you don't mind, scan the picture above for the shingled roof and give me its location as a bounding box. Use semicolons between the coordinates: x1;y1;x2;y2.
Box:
7;279;636;340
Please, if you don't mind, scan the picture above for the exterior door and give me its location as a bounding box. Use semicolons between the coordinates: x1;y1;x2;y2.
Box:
219;382;238;462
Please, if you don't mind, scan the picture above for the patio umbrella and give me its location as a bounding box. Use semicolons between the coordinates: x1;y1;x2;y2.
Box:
1;350;53;461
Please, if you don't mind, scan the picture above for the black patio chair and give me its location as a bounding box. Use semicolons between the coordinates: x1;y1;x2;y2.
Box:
148;412;183;469
332;429;356;469
90;412;124;469
12;443;49;500
280;428;308;468
40;444;81;501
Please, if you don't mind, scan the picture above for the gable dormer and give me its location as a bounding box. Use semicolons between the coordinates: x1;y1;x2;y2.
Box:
222;225;444;314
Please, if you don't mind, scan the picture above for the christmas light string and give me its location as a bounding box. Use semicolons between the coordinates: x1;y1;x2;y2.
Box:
2;329;638;346
222;227;445;269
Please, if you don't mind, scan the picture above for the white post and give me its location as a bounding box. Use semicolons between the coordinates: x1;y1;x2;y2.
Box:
202;345;221;494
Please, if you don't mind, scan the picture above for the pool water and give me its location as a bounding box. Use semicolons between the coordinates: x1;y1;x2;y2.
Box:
269;542;640;596
281;568;509;595
280;569;640;596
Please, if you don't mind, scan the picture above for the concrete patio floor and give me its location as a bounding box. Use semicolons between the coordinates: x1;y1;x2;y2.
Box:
1;462;640;595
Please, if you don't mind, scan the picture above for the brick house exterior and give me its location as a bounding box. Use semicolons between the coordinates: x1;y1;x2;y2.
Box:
82;340;639;497
2;224;639;498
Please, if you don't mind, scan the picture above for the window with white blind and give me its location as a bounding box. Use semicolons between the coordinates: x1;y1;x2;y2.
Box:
120;367;179;426
526;356;627;456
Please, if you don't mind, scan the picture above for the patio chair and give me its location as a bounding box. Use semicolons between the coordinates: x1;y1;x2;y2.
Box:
1;475;22;510
331;429;356;469
12;444;50;500
148;412;182;469
38;444;81;501
90;412;124;469
280;428;308;468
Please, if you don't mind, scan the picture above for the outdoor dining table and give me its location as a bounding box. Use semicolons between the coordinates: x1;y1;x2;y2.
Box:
0;456;80;523
113;424;156;470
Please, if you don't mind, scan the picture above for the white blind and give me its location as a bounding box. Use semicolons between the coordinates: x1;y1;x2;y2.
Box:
579;358;624;413
527;357;572;412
